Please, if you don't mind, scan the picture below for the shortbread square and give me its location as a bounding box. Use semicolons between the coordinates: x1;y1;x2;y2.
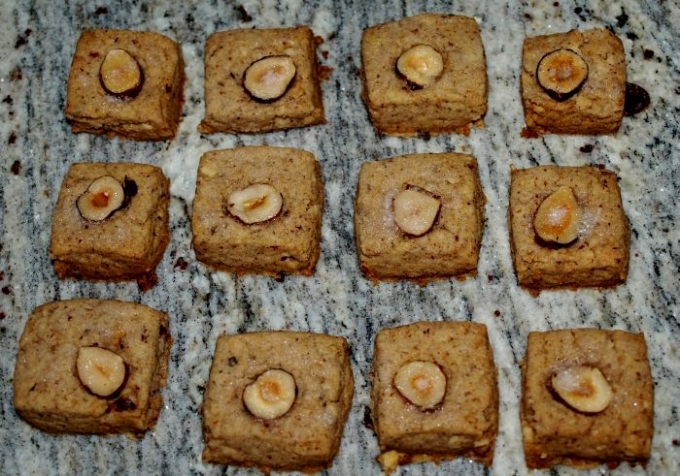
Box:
198;26;325;134
65;29;184;140
191;146;324;277
361;13;487;135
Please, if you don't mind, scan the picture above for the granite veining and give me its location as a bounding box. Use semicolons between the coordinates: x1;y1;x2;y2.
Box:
1;1;679;475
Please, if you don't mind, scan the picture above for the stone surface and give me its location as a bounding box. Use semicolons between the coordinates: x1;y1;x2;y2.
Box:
0;1;678;475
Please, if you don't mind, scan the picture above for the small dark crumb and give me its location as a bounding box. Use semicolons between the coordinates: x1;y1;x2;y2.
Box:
314;35;324;46
317;65;333;82
521;127;540;139
173;257;189;270
110;398;137;412
8;132;16;145
643;49;654;60
137;273;158;292
363;405;374;430
1;286;10;295
624;82;651;116
0;312;5;320
228;356;239;367
574;7;582;14
9;67;22;81
524;13;533;21
14;28;32;49
553;1;559;6
494;310;501;317
2;95;12;105
626;32;639;41
94;6;108;15
11;160;21;175
0;271;4;281
672;439;679;446
236;5;252;22
488;274;495;282
596;163;606;169
321;50;329;60
580;144;594;153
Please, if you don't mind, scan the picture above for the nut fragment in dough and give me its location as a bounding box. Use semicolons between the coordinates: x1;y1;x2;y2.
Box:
243;56;297;101
243;369;296;419
396;45;444;88
226;183;283;224
393;187;441;236
394;361;447;409
99;48;144;97
534;186;580;244
536;49;589;101
76;346;128;398
551;365;613;413
77;175;126;222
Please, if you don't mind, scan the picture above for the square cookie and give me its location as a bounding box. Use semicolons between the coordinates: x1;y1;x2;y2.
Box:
361;13;487;135
521;28;626;136
354;153;485;283
521;329;654;469
191;146;324;277
371;321;498;471
49;162;170;290
508;166;629;293
13;299;171;436
65;29;185;140
198;26;325;134
202;331;354;472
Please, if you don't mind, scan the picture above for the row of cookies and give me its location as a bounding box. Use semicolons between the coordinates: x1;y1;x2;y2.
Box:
13;299;654;472
65;14;639;141
50;147;630;294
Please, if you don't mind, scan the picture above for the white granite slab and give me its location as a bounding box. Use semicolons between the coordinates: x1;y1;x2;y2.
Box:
0;0;678;475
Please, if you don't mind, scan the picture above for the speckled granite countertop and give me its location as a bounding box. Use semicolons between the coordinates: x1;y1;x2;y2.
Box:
1;1;678;475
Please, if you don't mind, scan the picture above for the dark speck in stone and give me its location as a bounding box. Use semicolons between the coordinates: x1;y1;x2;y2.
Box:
1;286;11;295
626;32;639;41
494;310;501;317
10;67;22;81
236;5;252;22
363;405;374;430
580;144;594;153
524;13;532;21
11;160;21;175
553;1;559;6
673;439;679;446
8;133;17;145
574;7;582;13
643;49;654;60
2;96;12;105
616;9;629;28
0;312;5;320
14;29;32;48
94;6;108;15
0;270;4;281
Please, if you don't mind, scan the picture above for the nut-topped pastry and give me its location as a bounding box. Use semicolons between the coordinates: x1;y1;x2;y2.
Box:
520;329;654;469
508;166;629;293
65;29;184;140
361;13;487;136
49;163;170;290
521;29;626;136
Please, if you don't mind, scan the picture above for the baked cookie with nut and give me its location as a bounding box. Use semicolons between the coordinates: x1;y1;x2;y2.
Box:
198;26;325;134
354;152;485;284
202;331;354;472
191;146;324;278
13;299;171;436
520;28;626;136
370;321;498;472
65;29;184;140
520;329;654;469
508;165;630;294
49;162;170;290
361;13;487;136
